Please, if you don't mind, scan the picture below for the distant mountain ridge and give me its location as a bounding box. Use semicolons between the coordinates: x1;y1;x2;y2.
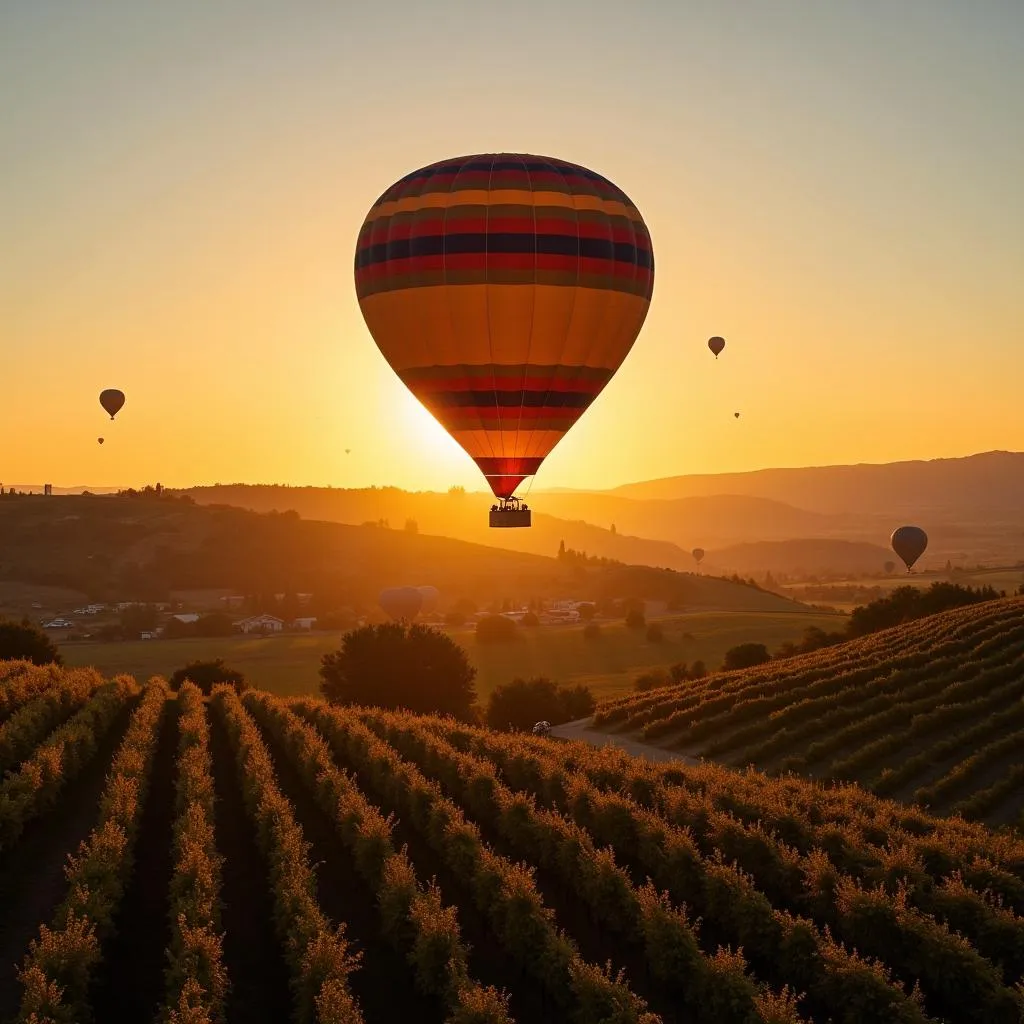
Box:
609;450;1024;516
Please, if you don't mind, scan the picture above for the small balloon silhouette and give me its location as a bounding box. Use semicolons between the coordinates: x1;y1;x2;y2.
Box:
97;437;105;445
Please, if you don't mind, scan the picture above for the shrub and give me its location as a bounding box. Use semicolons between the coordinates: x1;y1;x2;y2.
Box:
485;677;595;731
583;622;602;640
475;615;519;644
170;659;248;695
520;612;540;627
320;622;476;718
0;619;62;666
634;670;671;693
576;603;597;621
722;642;771;671
625;608;646;629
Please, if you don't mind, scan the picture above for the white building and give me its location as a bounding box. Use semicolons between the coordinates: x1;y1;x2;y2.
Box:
289;616;318;631
171;613;200;624
234;614;284;634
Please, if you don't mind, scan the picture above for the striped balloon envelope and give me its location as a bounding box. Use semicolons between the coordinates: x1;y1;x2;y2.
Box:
354;153;655;501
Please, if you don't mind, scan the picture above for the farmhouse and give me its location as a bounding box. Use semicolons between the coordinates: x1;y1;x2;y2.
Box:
234;613;284;634
171;613;200;624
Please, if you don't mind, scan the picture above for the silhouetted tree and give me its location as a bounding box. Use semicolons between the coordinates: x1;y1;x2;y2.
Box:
723;642;771;671
170;658;247;695
194;613;237;637
633;669;671;693
120;604;159;635
475;614;519;644
320;622;476;718
485;676;595;731
625;608;646;629
0;618;62;665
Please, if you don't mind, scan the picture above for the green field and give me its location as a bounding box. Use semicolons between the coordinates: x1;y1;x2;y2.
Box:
59;608;842;702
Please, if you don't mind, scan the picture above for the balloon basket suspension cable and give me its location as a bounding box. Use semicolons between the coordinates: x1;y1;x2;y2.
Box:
489;495;532;529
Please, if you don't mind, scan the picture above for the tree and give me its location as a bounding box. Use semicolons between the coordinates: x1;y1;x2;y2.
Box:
170;658;247;695
475;614;519;644
634;669;671;693
0;618;62;665
320;622;476;718
646;622;664;643
722;642;771;671
520;611;540;627
194;613;237;637
485;677;595;731
576;602;597;622
121;604;158;635
688;660;707;679
625;608;646;629
163;616;195;640
405;518;419;534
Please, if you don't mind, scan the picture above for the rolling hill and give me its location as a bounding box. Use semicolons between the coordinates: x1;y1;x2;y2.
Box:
1;666;1023;1023
595;596;1024;827
705;538;897;577
0;493;810;614
610;449;1024;516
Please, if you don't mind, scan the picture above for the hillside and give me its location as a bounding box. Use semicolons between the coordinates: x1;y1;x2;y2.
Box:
595;596;1024;827
1;668;1023;1023
611;450;1024;516
706;538;896;577
179;483;714;568
0;493;810;615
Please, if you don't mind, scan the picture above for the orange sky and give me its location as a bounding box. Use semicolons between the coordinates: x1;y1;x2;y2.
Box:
3;2;1023;492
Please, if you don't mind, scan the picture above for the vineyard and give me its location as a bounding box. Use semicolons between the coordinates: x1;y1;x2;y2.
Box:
595;596;1024;827
0;660;1023;1022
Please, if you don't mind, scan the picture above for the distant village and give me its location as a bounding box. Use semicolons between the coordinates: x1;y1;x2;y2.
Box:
35;594;594;643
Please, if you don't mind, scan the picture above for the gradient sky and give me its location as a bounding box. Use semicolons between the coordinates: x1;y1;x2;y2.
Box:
3;0;1022;492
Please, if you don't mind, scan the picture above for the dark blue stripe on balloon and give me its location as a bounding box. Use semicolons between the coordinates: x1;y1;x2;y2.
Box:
429;390;596;409
355;233;652;269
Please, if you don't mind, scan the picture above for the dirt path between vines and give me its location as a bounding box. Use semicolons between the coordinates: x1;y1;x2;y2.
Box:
549;717;701;765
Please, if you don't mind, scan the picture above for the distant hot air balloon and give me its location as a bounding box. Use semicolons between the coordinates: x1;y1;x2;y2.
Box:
97;437;104;445
355;153;654;529
891;526;928;572
99;389;125;420
708;336;725;359
734;412;741;419
345;449;351;455
416;585;440;614
883;560;896;575
692;547;705;564
379;586;423;621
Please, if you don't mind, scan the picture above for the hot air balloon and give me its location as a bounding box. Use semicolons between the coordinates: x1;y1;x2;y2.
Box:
692;547;705;564
97;437;104;445
891;526;928;572
379;586;423;621
99;389;125;420
416;585;440;614
734;412;740;419
355;153;654;529
708;336;725;359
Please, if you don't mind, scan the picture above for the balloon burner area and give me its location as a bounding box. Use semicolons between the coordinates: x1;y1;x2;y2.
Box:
489;496;532;528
